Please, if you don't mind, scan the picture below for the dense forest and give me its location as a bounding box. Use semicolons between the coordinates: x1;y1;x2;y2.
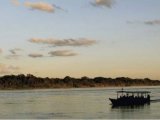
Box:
0;74;160;89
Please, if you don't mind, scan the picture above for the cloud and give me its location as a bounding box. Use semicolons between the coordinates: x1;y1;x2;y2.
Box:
0;48;2;54
28;53;43;58
11;1;65;13
49;50;77;57
6;48;22;59
9;48;22;55
24;1;55;13
91;0;115;8
126;21;135;24
8;66;20;71
29;38;97;47
52;3;68;12
127;19;160;25
144;20;160;25
0;63;20;75
5;55;21;60
11;0;20;6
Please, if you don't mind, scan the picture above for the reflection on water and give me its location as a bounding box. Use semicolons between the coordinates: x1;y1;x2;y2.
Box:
0;87;159;119
111;103;150;109
110;104;151;119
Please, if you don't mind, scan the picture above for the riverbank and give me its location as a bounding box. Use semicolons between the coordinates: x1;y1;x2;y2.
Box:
0;74;160;89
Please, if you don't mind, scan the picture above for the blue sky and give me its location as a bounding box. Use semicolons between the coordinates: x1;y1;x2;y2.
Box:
0;0;160;79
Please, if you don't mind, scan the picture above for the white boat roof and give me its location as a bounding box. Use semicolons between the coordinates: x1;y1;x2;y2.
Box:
117;91;151;94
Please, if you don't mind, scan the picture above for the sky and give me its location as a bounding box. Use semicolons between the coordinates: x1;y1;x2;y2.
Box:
0;0;160;79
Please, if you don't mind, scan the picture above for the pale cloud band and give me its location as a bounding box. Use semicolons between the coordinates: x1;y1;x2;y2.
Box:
9;48;22;55
11;0;114;14
28;50;77;58
11;0;20;6
0;63;20;75
6;48;23;59
49;50;77;57
127;19;160;25
91;0;115;8
24;1;55;13
28;53;44;58
0;48;2;54
5;55;20;60
29;38;97;47
144;20;160;25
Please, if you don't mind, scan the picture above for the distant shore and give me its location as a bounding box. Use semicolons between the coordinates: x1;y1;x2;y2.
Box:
0;74;160;89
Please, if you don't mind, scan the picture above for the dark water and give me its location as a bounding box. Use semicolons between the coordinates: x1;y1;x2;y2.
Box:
0;86;160;119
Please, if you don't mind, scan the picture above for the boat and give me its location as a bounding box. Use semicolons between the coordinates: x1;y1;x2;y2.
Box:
109;89;150;107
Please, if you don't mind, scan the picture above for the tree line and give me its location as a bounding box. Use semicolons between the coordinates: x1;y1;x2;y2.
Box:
0;74;159;89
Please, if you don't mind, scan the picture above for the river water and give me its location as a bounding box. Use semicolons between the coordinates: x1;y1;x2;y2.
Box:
0;86;160;119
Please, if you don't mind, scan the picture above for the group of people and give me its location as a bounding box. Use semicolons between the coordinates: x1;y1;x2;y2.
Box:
117;93;150;105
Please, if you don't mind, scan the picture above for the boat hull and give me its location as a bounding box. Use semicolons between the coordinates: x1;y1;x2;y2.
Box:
109;98;150;107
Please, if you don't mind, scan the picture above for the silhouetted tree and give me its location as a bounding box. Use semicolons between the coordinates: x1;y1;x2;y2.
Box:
0;74;159;89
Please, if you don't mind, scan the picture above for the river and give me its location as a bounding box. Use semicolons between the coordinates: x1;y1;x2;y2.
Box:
0;86;160;119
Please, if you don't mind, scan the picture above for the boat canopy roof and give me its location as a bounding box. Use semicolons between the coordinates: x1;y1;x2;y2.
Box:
117;91;150;94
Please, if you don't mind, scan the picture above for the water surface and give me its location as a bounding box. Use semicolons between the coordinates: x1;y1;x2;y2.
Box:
0;86;160;119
